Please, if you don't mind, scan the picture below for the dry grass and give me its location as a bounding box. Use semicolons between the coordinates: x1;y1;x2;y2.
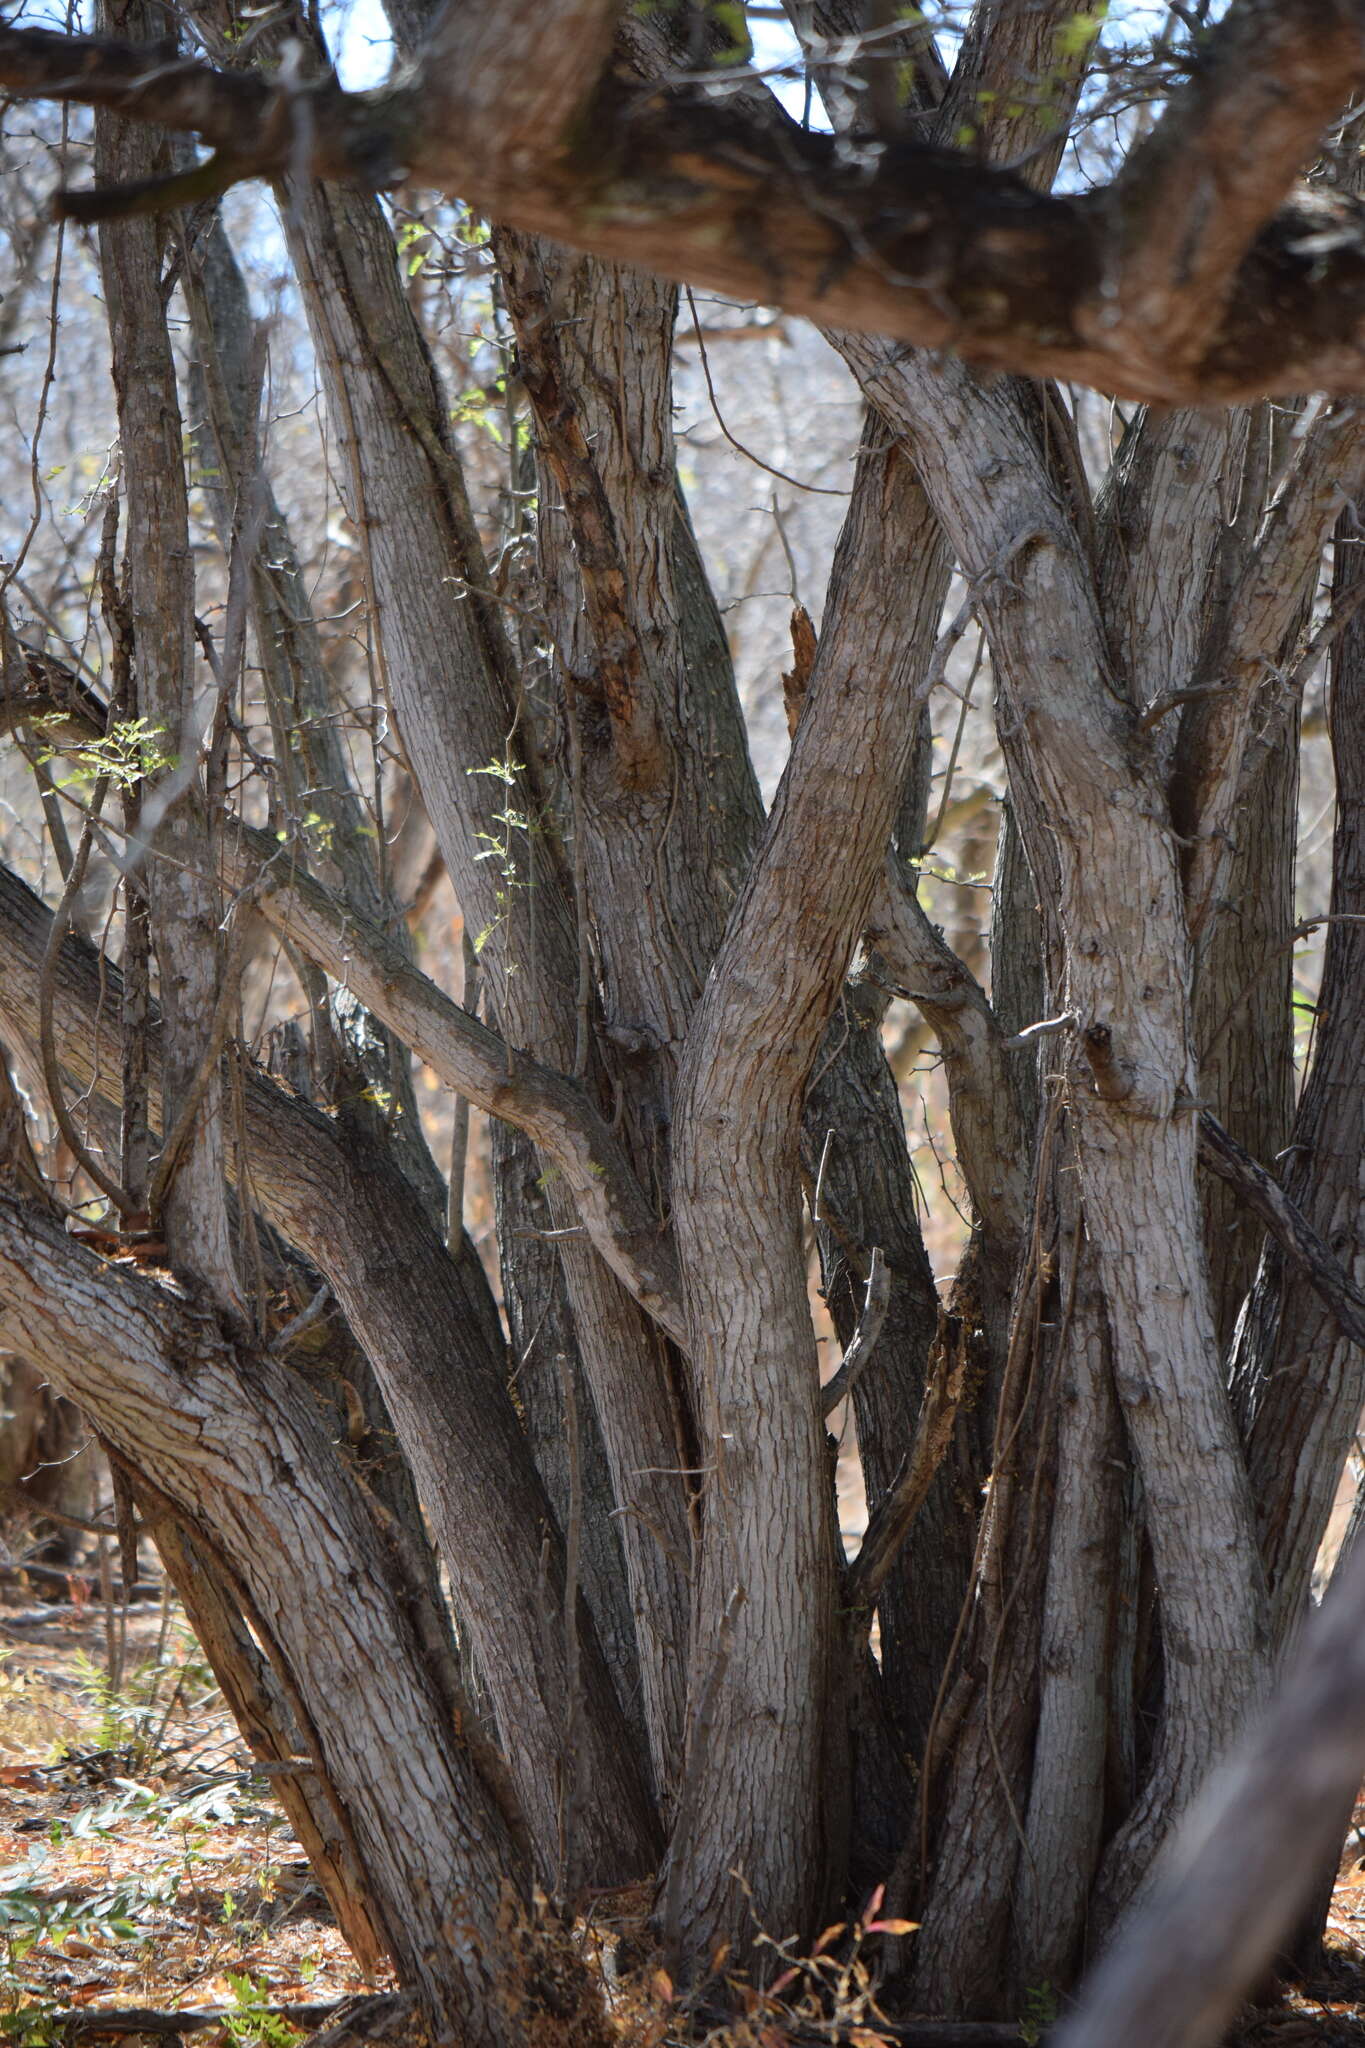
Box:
1;1598;387;2045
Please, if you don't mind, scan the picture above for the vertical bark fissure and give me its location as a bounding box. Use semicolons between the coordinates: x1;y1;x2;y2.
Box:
846;343;1267;1934
664;427;946;1971
269;159;692;1799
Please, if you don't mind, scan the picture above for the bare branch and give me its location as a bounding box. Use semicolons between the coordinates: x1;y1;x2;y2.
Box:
821;1245;889;1419
846;1331;968;1620
1198;1110;1365;1352
1104;0;1365;374
1178;403;1365;941
416;0;624;177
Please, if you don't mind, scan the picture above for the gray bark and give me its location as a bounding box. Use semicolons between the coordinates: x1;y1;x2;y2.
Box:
94;0;239;1308
0;855;658;1886
664;422;945;1971
1052;1508;1365;2048
0;1194;541;2048
1232;504;1365;1646
269;159;693;1800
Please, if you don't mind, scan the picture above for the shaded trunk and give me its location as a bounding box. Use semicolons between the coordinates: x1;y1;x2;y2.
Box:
94;0;237;1307
1232;505;1365;1647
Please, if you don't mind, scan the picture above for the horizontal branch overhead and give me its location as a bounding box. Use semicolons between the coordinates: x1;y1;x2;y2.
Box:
4;0;1365;401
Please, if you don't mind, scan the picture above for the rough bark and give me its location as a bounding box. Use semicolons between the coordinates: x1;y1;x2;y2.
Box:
664;427;943;1972
1194;714;1299;1351
1052;1508;1365;2048
148;1515;389;1972
1008;1230;1120;1997
849;347;1268;1934
266;148;692;1798
489;1113;643;1734
906;1111;1067;2014
15;0;1365;400
0;1195;538;2048
0;857;659;1888
94;0;238;1307
1176;404;1365;946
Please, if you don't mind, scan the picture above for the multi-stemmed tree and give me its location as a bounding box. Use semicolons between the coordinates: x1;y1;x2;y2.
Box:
2;1;1365;2041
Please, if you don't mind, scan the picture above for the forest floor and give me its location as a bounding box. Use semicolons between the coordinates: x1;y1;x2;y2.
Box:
5;1588;1365;2048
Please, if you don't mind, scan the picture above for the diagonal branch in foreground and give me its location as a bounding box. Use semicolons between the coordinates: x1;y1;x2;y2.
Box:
1101;0;1365;374
0;1193;529;2045
1051;1511;1365;2048
224;825;686;1346
0;854;662;1885
1197;1110;1365;1353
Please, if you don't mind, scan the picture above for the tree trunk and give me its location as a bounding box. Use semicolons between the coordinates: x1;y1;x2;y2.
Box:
0;1196;558;2048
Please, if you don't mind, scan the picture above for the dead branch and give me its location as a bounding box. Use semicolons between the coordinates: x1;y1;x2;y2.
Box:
822;1245;890;1419
846;1333;968;1621
1197;1110;1365;1351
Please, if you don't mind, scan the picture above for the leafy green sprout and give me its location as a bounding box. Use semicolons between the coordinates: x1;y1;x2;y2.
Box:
1055;4;1108;58
35;717;174;798
395;220;429;278
1021;1981;1060;2045
466;756;543;955
68;1646;190;1771
223;1974;302;2048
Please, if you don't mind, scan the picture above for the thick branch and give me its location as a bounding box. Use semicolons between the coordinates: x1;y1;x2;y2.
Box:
416;0;624;175
0;856;660;1886
6;15;1365;402
1;647;681;1340
0;1194;525;2044
225;828;686;1346
1104;0;1365;371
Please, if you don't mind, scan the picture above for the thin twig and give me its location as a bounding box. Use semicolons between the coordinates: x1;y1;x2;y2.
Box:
684;285;848;497
16;2001;360;2039
1002;1009;1078;1050
1201;913;1365;1066
269;1283;334;1356
0;1491;120;1539
923;628;984;852
812;1127;835;1224
822;1246;889;1418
